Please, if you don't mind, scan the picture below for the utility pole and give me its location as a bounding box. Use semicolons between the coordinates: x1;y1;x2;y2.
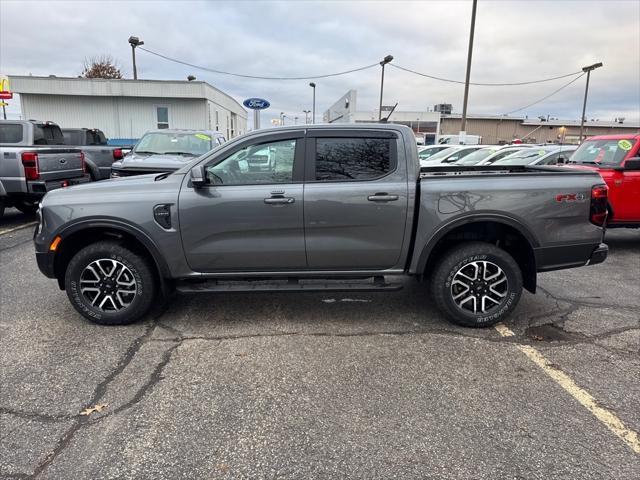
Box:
309;83;316;123
579;62;603;142
378;55;393;121
460;0;477;141
128;36;144;80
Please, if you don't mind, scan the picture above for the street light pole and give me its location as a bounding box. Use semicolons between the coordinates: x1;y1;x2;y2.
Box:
303;109;310;124
128;36;144;80
579;62;603;143
309;83;316;123
378;55;393;121
460;0;477;137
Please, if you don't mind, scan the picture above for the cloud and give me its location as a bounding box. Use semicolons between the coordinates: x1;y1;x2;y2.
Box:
1;0;638;123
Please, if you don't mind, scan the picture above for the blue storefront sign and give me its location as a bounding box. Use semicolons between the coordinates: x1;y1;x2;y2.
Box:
243;98;270;110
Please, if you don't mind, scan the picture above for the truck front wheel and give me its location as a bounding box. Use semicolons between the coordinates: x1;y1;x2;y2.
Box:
64;241;157;325
431;242;523;328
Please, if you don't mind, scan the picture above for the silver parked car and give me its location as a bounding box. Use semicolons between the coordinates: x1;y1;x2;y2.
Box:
420;145;485;166
471;145;534;166
417;145;451;161
492;146;577;166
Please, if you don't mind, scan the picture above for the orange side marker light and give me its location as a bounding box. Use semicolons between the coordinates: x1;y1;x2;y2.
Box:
49;236;62;252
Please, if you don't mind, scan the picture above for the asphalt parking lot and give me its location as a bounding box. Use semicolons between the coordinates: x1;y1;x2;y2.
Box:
1;207;639;479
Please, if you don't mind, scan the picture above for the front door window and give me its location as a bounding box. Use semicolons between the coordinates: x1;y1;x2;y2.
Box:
206;139;296;185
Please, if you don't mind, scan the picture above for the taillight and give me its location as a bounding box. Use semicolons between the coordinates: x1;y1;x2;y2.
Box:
113;148;123;160
590;184;608;227
80;152;86;174
21;152;40;181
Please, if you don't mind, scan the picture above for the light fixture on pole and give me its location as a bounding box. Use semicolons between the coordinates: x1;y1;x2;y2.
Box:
579;62;603;142
309;83;316;123
378;55;393;121
303;109;311;124
128;36;144;80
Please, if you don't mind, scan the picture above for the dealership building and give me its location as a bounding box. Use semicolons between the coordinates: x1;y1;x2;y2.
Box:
8;76;248;144
325;90;639;144
324;90;442;144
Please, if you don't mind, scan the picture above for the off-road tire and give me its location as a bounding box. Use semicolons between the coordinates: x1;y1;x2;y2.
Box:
65;241;156;325
431;241;523;328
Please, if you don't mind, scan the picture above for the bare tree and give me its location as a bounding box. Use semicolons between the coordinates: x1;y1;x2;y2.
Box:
82;55;123;79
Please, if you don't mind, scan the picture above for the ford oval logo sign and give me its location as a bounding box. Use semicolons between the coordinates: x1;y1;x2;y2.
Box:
243;98;270;110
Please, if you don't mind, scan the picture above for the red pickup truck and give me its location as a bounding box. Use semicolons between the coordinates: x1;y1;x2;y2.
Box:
569;134;640;228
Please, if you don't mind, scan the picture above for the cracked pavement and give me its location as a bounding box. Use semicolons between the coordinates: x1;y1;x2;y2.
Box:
1;208;639;479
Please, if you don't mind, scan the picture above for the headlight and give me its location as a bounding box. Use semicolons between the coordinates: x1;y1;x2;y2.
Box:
35;206;44;236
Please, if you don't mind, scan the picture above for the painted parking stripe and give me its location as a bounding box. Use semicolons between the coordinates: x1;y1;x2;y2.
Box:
0;221;38;236
495;323;640;455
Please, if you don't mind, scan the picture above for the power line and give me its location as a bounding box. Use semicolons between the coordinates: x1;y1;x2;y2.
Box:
138;47;379;80
502;73;585;115
389;63;583;86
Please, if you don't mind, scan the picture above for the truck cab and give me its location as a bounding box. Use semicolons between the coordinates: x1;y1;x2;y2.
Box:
569;134;640;227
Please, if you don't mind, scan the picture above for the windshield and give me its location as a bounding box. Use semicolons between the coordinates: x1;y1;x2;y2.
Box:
455;148;498;165
421;147;461;163
134;132;214;156
492;149;553;165
497;149;549;163
418;146;448;159
483;147;529;164
570;139;636;166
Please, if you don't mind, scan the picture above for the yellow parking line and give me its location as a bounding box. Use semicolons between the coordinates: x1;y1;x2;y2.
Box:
495;323;640;455
0;221;38;236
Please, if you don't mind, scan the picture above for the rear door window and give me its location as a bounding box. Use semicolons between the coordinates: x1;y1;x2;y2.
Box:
0;123;23;143
35;125;65;145
314;137;393;181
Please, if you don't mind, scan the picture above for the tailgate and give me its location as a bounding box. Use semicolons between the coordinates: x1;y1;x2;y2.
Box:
35;148;85;181
84;146;116;164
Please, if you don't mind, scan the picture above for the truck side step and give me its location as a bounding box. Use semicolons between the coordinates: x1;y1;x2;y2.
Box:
175;276;403;294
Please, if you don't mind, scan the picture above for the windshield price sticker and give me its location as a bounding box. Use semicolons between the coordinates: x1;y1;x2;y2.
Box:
618;140;633;151
195;133;211;141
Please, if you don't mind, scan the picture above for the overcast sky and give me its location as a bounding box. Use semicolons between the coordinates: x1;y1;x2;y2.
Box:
1;0;639;126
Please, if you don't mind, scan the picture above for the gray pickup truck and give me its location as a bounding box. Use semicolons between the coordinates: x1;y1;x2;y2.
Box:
1;120;89;217
62;128;124;181
34;124;608;327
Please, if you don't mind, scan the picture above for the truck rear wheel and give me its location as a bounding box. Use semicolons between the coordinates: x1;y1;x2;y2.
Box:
431;242;523;328
64;241;157;325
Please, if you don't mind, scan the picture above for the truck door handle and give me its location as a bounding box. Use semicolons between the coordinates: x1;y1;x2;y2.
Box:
367;193;399;202
264;197;295;205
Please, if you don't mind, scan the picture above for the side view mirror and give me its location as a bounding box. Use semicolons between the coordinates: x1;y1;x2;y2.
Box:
557;156;567;165
190;165;207;187
624;157;640;170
